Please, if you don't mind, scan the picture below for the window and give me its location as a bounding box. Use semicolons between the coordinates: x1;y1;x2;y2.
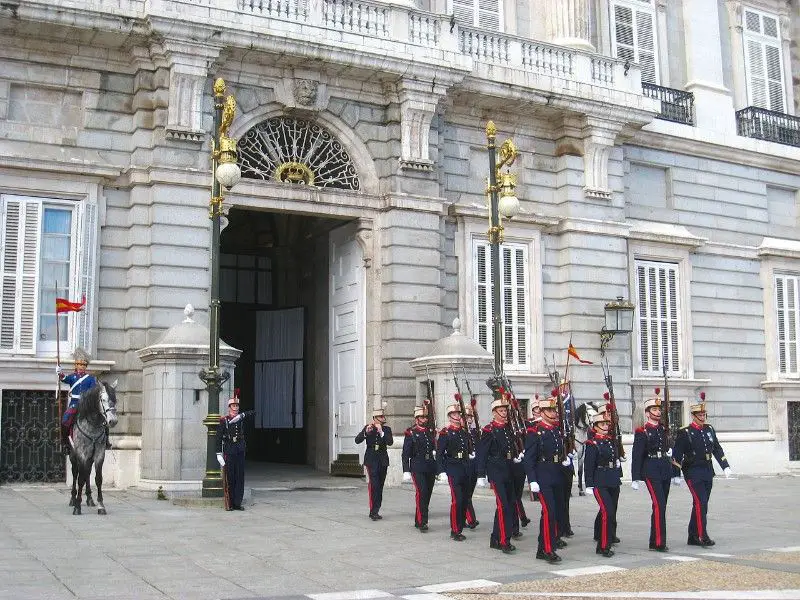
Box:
743;7;786;112
0;195;96;355
775;274;800;375
473;240;528;368
635;259;681;374
449;0;502;31
611;0;658;84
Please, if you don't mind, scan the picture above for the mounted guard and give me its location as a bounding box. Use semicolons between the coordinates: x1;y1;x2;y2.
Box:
59;347;107;453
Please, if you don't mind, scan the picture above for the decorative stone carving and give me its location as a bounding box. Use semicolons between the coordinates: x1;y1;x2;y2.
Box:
275;72;329;112
556;115;623;200
354;217;374;269
293;79;319;106
725;0;743;30
393;78;447;171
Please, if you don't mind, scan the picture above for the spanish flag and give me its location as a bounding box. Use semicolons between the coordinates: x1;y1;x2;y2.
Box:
55;295;86;314
567;343;593;364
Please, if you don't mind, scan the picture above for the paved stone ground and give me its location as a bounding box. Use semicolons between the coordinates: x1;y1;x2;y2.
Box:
0;466;797;600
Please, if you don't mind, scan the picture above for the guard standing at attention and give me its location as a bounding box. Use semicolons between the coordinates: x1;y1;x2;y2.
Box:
524;391;566;564
216;389;255;511
355;407;393;521
402;406;437;531
475;390;519;554
671;392;733;548
631;388;673;551
584;406;622;558
437;404;472;541
463;405;480;530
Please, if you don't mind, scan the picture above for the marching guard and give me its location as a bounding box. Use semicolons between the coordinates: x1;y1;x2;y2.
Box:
559;382;576;538
437;404;473;541
524;391;566;564
584;407;622;558
216;389;255;511
402;407;437;531
631;388;673;551
672;392;733;547
475;391;518;553
463;405;480;529
355;407;393;521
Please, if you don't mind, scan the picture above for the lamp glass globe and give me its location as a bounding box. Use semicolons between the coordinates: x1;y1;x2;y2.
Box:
216;162;242;189
498;193;520;219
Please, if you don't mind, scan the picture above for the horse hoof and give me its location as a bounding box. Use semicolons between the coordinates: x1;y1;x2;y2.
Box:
87;498;96;507
72;506;81;515
98;508;106;515
579;491;586;496
68;498;75;507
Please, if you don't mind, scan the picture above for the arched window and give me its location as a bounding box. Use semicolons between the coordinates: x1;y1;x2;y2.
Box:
237;117;360;191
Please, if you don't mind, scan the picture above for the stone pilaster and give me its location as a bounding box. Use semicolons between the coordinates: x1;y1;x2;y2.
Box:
545;0;594;52
390;78;448;171
556;116;623;201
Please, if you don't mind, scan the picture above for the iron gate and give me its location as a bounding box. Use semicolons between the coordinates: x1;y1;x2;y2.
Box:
0;389;64;483
789;402;800;462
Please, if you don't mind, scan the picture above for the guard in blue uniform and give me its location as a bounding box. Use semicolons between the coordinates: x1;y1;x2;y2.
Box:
631;388;672;551
463;404;480;529
672;393;733;547
355;407;393;521
437;403;472;541
524;391;566;564
584;407;622;558
58;347;100;453
402;406;437;531
525;398;542;501
510;423;530;538
475;392;519;554
559;382;576;538
216;390;255;511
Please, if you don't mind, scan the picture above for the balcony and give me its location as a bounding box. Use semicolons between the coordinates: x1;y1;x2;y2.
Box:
736;107;800;148
641;83;694;125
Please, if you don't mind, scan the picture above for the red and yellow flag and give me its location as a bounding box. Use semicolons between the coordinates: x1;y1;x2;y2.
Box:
567;343;593;364
55;295;86;314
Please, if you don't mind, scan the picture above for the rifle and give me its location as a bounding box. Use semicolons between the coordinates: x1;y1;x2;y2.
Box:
546;356;573;457
662;356;671;447
500;376;526;455
461;365;481;439
601;357;626;459
451;365;473;453
424;364;437;437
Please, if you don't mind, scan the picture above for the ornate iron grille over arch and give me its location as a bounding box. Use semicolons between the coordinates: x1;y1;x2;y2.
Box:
237;117;360;191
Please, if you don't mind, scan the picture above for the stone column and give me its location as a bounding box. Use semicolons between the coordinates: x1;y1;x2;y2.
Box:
685;0;735;133
545;0;594;52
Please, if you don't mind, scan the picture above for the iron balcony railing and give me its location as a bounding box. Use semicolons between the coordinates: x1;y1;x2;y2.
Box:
642;82;694;125
736;106;800;148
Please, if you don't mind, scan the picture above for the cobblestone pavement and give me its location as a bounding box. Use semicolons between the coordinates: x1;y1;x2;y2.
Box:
0;468;797;600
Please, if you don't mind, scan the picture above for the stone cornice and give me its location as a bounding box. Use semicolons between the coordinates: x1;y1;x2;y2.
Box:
382;194;449;215
448;202;560;228
758;238;800;260
0;155;123;179
551;217;632;238
627;220;707;249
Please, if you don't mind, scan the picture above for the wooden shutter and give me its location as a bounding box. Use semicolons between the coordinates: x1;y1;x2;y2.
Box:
743;9;785;112
76;202;98;352
612;1;658;84
776;274;799;375
474;240;528;368
0;196;41;353
450;0;502;30
636;260;680;374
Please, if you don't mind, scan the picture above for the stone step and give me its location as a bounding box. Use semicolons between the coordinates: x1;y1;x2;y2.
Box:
330;453;363;477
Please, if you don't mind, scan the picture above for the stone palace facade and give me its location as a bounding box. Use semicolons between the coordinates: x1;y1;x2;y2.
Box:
0;0;799;488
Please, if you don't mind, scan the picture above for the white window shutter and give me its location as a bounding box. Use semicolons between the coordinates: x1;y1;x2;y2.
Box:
514;247;527;365
475;243;489;351
612;2;658;84
477;0;501;31
635;9;657;84
19;201;41;353
76;202;98;352
450;0;476;26
743;9;786;112
776;274;800;375
613;5;636;64
636;260;680;374
1;198;21;350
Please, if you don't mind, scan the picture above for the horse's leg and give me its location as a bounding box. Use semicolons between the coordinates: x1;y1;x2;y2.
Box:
69;454;78;507
73;465;86;515
85;463;95;507
96;456;106;515
577;447;586;496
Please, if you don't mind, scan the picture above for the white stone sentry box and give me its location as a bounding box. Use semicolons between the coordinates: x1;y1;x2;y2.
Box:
136;305;242;495
391;318;494;486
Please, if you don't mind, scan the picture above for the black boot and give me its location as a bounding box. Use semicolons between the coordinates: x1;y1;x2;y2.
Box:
701;536;715;546
105;424;112;450
596;546;615;558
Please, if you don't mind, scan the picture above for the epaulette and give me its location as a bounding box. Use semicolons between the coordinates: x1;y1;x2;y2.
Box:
635;426;645;433
482;424;493;433
585;439;596;445
439;427;448;435
405;427;413;436
526;426;537;434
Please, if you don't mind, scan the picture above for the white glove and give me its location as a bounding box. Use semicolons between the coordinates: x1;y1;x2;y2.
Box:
631;480;640;491
671;476;682;486
402;472;412;483
468;452;475;460
378;429;384;437
513;455;523;464
724;467;733;478
216;453;225;467
476;477;488;488
666;448;673;458
56;365;63;374
432;450;436;459
529;481;540;493
561;458;572;467
518;451;525;459
585;487;594;495
438;473;448;484
568;451;577;460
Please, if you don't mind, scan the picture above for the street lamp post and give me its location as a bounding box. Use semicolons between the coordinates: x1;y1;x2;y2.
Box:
199;78;242;498
484;121;520;393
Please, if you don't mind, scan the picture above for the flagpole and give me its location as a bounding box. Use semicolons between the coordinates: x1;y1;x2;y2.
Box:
55;282;62;449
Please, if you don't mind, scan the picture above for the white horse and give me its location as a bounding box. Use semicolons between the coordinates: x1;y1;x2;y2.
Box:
574;401;604;496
